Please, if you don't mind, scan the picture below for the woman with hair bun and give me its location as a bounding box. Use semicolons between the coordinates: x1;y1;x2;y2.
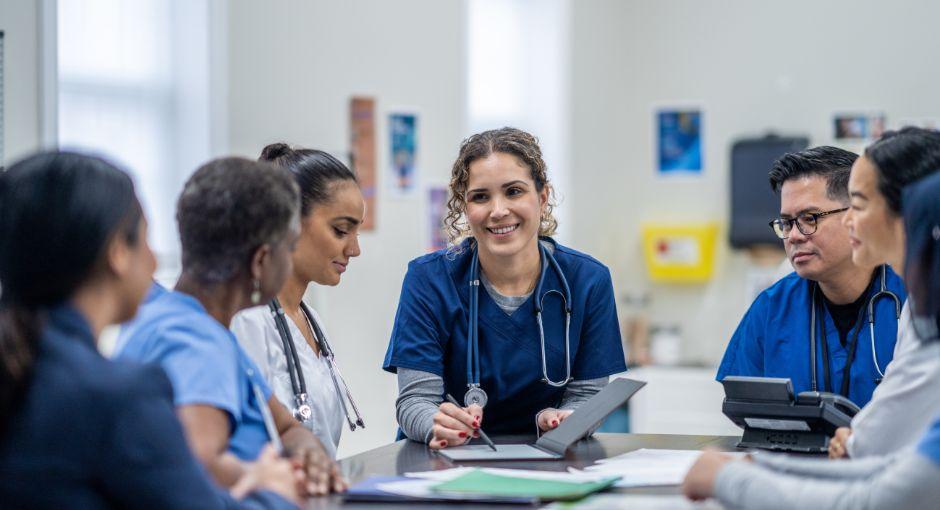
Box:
232;143;364;459
383;127;627;448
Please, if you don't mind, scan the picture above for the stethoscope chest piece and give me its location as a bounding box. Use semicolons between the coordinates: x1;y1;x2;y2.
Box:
464;384;488;408
293;393;313;423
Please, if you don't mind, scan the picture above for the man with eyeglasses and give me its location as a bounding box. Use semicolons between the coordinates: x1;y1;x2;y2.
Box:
717;146;905;407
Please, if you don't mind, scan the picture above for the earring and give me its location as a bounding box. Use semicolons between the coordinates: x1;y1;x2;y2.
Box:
250;279;261;305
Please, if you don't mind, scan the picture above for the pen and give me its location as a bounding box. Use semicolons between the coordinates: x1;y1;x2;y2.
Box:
445;393;497;452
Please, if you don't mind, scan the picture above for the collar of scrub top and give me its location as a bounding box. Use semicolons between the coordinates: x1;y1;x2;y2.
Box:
809;264;901;395
268;298;365;431
464;239;574;409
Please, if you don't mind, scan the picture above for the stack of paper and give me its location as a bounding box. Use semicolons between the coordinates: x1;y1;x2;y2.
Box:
347;467;621;504
570;449;718;488
430;468;620;501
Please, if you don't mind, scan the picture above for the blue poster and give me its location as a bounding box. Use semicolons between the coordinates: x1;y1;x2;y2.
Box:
389;113;418;195
657;109;702;174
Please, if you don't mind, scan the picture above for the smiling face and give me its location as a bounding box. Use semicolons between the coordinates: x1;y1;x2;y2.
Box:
464;152;548;260
293;180;364;286
779;175;855;281
843;155;905;269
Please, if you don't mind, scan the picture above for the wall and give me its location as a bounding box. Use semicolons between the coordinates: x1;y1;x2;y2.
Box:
226;0;465;457
0;0;42;164
569;0;940;365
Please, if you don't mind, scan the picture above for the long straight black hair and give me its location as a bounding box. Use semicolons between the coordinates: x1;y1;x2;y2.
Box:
0;151;142;424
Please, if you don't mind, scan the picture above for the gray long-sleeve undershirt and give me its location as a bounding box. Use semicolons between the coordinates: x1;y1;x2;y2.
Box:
395;368;607;443
713;451;940;510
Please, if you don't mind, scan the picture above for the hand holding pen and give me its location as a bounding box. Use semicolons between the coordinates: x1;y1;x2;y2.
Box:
428;394;497;451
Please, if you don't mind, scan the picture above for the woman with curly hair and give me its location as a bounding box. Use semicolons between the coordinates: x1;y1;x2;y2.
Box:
383;127;627;448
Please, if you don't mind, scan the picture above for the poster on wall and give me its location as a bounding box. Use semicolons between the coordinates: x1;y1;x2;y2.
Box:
427;186;448;252
657;108;703;176
388;112;418;196
350;96;376;230
833;113;885;141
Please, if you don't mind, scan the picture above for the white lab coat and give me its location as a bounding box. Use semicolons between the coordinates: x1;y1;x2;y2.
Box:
231;304;343;459
846;301;940;457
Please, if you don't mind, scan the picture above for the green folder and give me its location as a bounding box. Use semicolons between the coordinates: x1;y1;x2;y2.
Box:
430;470;620;502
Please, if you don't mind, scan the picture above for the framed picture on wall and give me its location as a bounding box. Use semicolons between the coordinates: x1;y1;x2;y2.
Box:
388;111;419;197
656;107;703;176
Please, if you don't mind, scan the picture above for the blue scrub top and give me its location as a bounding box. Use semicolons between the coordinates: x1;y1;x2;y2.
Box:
717;267;906;407
115;283;273;461
383;238;627;435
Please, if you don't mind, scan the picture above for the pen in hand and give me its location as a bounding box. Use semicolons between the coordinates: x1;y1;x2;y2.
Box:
444;393;497;452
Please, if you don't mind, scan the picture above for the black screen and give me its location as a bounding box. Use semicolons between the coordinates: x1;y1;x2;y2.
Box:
729;135;809;248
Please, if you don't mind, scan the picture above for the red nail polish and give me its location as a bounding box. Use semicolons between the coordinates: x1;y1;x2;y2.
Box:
439;440;447;447
458;431;467;438
552;420;558;426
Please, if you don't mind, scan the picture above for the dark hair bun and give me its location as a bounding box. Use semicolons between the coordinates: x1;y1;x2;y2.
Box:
260;142;293;162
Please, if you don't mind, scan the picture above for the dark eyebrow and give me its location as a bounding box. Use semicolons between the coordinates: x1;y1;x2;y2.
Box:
780;207;823;218
850;190;869;200
468;180;528;194
332;216;361;226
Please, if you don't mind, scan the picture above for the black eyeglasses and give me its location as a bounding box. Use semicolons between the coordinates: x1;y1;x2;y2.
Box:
769;207;849;239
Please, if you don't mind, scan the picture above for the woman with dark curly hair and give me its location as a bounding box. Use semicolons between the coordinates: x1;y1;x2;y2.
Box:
383;127;627;448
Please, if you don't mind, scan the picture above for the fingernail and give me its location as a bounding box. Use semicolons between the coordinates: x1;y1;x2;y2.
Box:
473;432;480;438
439;440;447;447
552;420;558;426
458;431;467;438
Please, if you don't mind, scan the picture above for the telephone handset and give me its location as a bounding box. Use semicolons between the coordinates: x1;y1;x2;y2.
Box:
796;391;861;417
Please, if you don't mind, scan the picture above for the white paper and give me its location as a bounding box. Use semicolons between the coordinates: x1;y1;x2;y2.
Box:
404;466;476;481
572;449;744;488
437;443;559;460
545;494;723;509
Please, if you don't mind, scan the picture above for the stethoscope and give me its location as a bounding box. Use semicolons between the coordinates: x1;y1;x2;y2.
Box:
808;264;902;396
464;241;573;408
268;298;365;431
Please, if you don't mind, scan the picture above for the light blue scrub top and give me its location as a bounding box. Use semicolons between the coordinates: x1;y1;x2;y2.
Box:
717;268;906;407
115;283;273;461
383;238;627;435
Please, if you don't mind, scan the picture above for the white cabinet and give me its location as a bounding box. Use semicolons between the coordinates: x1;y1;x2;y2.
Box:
616;366;742;436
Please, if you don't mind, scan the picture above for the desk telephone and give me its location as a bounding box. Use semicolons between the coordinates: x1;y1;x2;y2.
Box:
720;376;860;453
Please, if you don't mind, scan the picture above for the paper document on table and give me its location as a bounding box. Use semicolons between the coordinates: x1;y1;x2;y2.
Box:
546;494;724;509
404;466;476;481
572;449;745;488
407;466;614;483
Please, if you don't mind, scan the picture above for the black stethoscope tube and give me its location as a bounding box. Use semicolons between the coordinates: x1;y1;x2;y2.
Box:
809;265;901;396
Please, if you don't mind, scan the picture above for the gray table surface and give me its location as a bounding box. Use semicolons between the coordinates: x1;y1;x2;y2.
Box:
305;433;742;509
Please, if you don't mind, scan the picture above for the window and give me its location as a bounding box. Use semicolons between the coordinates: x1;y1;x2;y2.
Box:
57;0;213;276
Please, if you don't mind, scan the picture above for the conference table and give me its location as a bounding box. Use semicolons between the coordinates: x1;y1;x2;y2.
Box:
307;433;742;509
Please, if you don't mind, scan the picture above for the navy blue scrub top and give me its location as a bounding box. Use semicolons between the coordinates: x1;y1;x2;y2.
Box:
0;304;293;509
717;268;906;407
383;238;627;435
